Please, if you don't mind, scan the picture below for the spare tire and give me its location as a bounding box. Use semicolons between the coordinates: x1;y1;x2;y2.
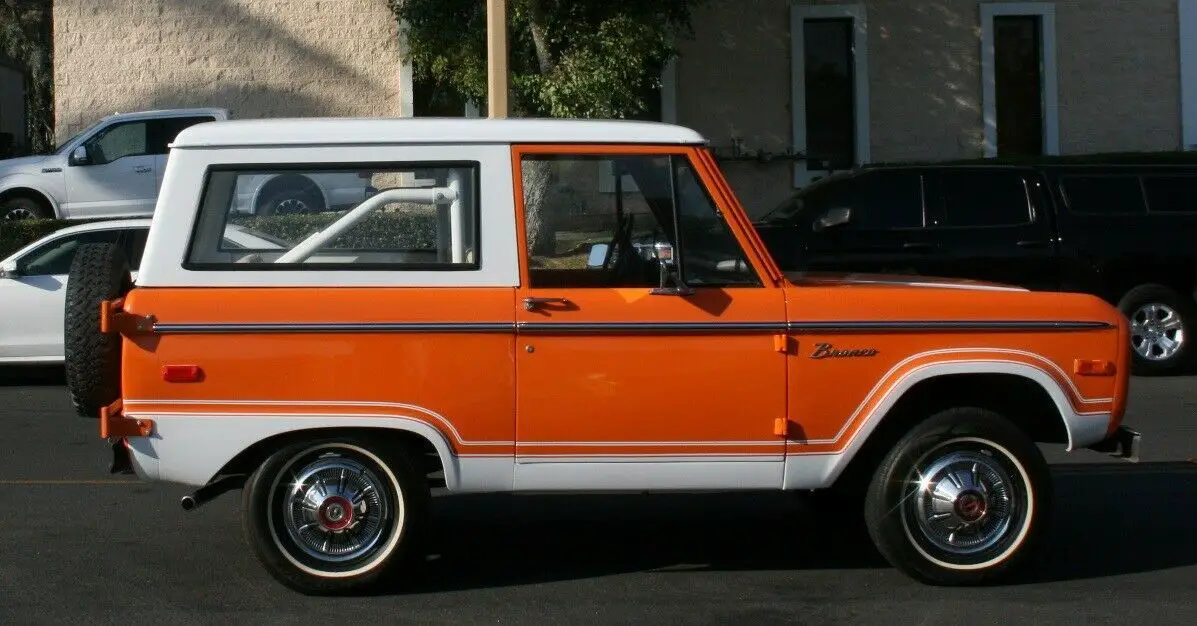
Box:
64;242;132;418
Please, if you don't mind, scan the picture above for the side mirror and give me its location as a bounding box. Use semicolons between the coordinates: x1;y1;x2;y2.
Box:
586;243;610;268
812;206;851;232
0;262;19;279
69;145;90;166
650;241;695;296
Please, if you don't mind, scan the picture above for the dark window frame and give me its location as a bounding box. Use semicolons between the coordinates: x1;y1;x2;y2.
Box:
182;160;484;272
930;168;1037;230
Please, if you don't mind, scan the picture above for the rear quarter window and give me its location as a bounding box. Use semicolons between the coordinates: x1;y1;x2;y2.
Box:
1059;175;1147;215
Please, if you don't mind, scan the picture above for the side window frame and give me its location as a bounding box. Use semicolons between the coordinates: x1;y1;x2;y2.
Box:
84;119;151;166
512;145;768;290
928;167;1037;230
149;116;217;155
182;160;483;272
16;229;127;277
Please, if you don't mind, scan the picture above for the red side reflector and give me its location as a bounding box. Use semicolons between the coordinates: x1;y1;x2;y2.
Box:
162;365;203;383
1073;359;1115;376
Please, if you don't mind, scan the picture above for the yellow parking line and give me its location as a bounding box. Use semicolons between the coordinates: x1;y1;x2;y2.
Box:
0;479;140;485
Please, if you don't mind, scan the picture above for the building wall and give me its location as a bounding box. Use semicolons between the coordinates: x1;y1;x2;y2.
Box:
672;0;1182;218
52;0;405;142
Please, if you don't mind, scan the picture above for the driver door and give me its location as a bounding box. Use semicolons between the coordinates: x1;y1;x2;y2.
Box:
511;147;788;491
63;119;157;218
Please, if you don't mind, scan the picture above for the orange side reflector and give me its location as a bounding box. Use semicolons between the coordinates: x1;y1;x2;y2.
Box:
1074;359;1116;376
162;365;203;383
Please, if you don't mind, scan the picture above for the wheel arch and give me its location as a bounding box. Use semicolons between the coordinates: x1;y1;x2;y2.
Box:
206;423;453;489
823;363;1090;493
0;184;61;218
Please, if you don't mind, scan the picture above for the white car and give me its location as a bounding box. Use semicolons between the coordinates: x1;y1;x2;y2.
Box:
0;218;286;363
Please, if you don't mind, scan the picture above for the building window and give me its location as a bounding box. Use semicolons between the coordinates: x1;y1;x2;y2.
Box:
790;4;870;188
981;3;1059;158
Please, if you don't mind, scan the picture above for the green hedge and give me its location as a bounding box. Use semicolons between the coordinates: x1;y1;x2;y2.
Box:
228;211;441;250
0;218;103;260
0;212;445;261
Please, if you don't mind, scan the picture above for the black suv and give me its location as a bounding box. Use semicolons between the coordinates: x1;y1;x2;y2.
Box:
754;159;1197;375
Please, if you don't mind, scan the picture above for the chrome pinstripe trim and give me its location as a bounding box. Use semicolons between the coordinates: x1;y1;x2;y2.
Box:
149;319;1114;334
151;322;514;334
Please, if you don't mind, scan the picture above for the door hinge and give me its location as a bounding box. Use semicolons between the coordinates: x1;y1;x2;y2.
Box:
773;334;794;354
773;417;791;437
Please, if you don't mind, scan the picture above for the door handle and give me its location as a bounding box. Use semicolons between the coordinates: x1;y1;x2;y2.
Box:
1016;240;1047;248
523;296;572;311
901;242;935;250
134;166;151;173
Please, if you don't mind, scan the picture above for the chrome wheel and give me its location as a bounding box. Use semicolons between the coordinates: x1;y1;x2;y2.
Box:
899;437;1032;567
267;445;403;575
1130;303;1185;361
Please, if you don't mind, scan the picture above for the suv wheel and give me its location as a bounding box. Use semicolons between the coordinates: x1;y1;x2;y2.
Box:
1117;284;1196;376
863;407;1050;586
242;436;429;595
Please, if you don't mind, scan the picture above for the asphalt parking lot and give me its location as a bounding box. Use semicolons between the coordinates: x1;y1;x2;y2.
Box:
0;367;1193;626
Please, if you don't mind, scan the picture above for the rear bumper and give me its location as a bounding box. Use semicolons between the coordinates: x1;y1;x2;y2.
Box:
1085;425;1141;462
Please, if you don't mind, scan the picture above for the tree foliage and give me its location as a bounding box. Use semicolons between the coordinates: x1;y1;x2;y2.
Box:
389;0;706;119
0;0;53;155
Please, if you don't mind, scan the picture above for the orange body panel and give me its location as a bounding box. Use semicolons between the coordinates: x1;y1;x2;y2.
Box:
120;287;518;456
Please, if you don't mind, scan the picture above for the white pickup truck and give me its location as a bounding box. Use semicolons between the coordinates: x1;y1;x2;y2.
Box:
0;107;376;221
0;108;227;220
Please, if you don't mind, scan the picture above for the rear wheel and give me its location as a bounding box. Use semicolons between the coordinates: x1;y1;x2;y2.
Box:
242;436;430;595
864;407;1050;585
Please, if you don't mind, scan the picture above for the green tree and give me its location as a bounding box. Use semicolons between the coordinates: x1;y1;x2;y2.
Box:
390;0;703;118
389;0;706;251
0;0;53;155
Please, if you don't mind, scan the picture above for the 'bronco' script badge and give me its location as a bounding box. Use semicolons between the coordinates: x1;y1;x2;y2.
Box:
810;342;879;359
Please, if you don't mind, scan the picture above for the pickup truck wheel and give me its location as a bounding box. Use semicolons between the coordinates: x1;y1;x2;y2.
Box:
863;408;1050;586
1;195;51;220
63;242;132;418
1117;284;1196;375
242;436;429;595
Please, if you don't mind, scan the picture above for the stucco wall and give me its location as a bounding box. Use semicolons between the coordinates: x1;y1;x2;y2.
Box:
673;0;1182;218
52;0;405;142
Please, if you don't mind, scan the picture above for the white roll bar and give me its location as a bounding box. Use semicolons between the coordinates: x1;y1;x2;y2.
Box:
274;186;459;264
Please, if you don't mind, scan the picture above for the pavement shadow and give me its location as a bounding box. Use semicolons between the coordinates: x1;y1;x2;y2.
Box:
1017;461;1197;584
388;461;1197;594
0;365;65;386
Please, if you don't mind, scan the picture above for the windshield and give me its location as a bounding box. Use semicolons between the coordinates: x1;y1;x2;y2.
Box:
52;118;107;155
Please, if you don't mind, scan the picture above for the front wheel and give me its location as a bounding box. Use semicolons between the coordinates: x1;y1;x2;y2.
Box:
863;408;1050;585
242;436;429;595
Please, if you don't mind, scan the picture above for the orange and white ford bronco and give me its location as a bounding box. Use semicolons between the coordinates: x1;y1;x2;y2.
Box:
62;117;1140;595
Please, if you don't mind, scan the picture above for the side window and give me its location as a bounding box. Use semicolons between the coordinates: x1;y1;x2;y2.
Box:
185;163;479;270
150;116;216;154
520;153;759;289
938;169;1032;227
1141;175;1197;213
18;230;126;276
846;171;925;230
87;121;149;165
1059;175;1147;215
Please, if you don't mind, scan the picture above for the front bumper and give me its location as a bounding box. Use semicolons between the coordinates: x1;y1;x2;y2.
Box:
1085;425;1141;462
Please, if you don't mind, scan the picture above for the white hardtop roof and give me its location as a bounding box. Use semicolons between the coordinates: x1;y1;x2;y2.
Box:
170;117;709;149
